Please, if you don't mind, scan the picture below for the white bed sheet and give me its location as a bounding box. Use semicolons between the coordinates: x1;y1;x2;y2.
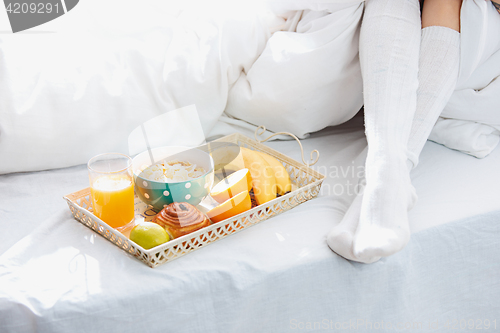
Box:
1;115;500;332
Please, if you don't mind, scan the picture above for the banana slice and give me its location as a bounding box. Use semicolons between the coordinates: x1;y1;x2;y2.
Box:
241;148;276;205
255;151;292;196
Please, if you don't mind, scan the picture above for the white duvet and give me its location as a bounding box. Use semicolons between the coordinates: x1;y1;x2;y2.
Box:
0;0;498;174
429;0;500;158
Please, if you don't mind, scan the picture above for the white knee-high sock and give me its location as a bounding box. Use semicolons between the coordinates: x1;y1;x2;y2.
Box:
327;0;421;262
407;26;460;168
326;147;382;263
361;0;421;157
353;0;421;261
327;23;461;263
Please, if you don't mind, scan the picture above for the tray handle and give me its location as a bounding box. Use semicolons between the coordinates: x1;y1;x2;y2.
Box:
254;125;319;167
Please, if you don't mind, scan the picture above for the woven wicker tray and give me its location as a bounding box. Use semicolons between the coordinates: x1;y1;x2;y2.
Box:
64;131;325;268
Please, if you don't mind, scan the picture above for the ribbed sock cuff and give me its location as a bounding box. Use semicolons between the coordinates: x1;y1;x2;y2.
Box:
421;26;460;46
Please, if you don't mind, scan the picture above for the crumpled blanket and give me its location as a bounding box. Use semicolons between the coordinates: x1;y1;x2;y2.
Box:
224;0;500;159
428;0;500;158
0;0;365;174
0;0;498;174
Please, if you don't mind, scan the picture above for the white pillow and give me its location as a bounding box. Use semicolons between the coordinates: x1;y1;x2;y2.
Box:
428;0;500;159
0;0;271;174
429;118;500;159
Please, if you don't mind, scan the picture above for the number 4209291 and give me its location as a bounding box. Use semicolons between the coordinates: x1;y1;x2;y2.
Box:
444;319;496;330
6;2;60;14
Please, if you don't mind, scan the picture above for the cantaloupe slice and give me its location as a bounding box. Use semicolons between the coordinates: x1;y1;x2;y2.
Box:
207;190;252;223
210;168;252;204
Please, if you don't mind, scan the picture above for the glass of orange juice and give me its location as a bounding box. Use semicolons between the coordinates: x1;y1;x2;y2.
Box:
88;153;135;231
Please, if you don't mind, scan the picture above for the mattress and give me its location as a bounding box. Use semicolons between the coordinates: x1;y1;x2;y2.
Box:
1;115;499;332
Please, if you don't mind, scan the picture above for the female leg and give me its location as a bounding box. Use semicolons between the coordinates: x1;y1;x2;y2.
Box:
327;0;462;263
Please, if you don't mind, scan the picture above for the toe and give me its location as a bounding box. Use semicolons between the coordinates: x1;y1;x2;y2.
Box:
353;226;410;259
327;228;355;260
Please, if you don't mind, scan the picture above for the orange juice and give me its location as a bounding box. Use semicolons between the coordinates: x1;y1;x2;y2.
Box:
90;175;135;228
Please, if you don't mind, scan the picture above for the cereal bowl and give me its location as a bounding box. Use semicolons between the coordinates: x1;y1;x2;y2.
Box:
132;146;214;210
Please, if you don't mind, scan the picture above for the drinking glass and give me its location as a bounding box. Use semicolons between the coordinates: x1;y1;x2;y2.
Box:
88;153;135;230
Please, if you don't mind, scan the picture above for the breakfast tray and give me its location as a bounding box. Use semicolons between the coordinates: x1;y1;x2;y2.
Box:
64;128;325;268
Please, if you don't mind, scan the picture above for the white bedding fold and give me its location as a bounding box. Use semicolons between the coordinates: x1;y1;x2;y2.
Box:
429;0;500;158
0;1;272;174
225;3;365;137
1;0;498;175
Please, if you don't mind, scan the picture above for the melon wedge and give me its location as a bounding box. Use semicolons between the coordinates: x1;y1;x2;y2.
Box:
210;168;252;204
207;190;252;223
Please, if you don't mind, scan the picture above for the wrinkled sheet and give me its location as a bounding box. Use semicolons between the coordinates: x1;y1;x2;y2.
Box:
1;117;500;332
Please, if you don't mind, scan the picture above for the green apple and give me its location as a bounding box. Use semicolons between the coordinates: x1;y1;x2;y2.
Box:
130;222;170;249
